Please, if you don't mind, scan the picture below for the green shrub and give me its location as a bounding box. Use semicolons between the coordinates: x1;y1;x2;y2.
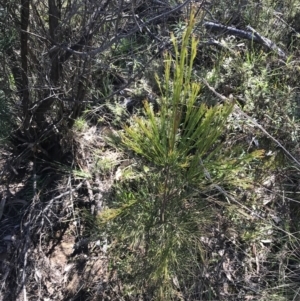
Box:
97;12;263;300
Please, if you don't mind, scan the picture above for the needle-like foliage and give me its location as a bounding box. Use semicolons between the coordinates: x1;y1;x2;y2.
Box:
98;12;263;300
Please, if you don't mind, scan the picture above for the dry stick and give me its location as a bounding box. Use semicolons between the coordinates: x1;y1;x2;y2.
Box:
80;143;94;212
204;22;261;42
201;80;300;241
202;79;300;167
207;172;300;241
20;215;33;301
246;25;287;59
85;179;95;214
68;175;80;238
94;173;103;215
49;0;193;58
22;238;28;301
204;22;287;59
36;181;84;225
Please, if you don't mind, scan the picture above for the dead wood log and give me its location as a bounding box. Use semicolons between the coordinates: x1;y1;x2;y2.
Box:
204;21;286;59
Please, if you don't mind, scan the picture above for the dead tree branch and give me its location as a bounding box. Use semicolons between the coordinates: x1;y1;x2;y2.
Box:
204;21;287;59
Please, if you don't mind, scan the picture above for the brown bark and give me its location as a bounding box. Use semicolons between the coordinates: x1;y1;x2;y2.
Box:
20;0;30;128
34;0;61;125
48;0;60;84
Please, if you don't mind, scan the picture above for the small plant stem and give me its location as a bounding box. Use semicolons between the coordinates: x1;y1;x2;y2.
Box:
161;165;172;224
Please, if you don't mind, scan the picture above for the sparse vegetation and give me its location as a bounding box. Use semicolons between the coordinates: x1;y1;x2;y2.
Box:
1;0;300;300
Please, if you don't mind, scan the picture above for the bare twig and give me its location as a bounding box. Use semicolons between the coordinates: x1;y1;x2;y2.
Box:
43;182;84;212
50;0;193;58
34;181;84;231
94;173;103;215
202;78;229;103
85;180;95;214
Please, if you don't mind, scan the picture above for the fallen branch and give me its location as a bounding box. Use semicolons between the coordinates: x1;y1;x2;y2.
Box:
202;78;228;103
204;22;260;41
36;181;84;225
246;25;286;59
202;79;300;167
204;22;286;59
